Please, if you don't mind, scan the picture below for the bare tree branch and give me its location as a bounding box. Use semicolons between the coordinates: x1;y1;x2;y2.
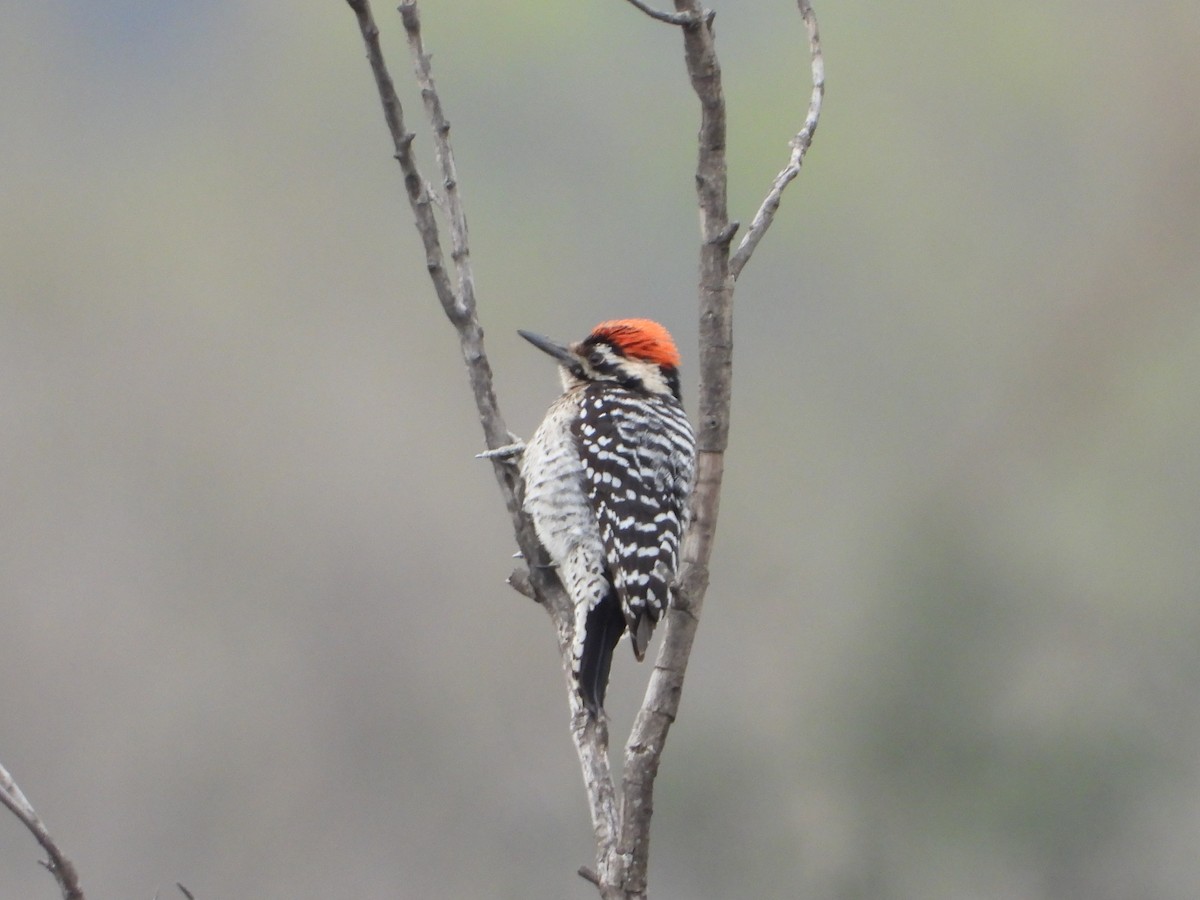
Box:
343;1;823;896
730;0;825;279
604;0;823;893
397;0;474;319
342;0;502;455
598;2;737;894
0;758;85;900
344;0;623;879
344;0;567;618
620;0;700;27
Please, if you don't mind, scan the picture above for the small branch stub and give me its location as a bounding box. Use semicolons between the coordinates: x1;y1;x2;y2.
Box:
621;0;701;26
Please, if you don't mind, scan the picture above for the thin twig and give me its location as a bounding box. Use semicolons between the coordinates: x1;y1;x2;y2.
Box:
344;0;565;617
398;0;475;320
730;0;824;279
573;714;619;876
0;759;85;900
620;0;700;26
388;13;622;854
344;0;618;876
344;0;503;449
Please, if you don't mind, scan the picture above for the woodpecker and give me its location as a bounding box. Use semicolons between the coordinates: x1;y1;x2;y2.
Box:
519;319;696;717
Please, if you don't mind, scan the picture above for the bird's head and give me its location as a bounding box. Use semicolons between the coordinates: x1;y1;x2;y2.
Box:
519;318;683;401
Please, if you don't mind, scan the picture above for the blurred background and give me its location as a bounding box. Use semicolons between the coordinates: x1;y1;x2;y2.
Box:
2;1;1198;897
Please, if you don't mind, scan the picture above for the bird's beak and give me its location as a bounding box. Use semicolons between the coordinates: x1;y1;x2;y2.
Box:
518;329;577;366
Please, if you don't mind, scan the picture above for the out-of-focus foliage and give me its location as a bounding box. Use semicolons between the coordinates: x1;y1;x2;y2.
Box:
3;2;1198;897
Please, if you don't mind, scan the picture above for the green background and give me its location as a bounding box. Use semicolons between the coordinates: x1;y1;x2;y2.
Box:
3;1;1198;897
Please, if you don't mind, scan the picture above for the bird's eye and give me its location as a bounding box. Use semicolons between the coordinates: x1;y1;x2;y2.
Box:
587;350;606;367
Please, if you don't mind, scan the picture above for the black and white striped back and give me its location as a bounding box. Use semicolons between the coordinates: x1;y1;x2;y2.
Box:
572;382;696;658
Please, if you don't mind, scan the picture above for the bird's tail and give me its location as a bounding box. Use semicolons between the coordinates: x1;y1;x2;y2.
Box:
577;592;626;717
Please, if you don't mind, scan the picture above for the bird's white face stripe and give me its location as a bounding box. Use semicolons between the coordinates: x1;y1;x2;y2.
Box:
556;341;677;399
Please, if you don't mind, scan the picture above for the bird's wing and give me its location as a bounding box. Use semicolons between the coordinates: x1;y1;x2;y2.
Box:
573;386;695;659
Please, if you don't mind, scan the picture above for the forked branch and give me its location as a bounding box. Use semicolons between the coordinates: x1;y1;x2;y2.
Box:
344;0;562;618
344;0;618;871
342;1;822;896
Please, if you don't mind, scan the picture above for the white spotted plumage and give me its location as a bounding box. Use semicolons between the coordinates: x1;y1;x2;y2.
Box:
576;385;693;631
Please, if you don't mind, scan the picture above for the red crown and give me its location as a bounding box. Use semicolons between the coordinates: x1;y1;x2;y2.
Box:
590;319;681;368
